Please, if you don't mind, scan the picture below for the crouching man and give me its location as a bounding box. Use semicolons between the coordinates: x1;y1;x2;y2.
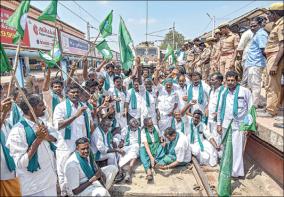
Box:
157;127;192;169
64;137;118;196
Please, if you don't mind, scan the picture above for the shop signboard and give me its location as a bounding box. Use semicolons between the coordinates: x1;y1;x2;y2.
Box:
0;8;30;46
27;18;57;50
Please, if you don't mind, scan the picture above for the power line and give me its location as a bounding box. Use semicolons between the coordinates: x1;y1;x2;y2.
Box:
58;1;88;24
217;0;256;20
147;27;173;35
200;19;212;34
72;1;100;24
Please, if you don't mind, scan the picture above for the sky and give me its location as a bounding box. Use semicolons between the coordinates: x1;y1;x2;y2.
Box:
31;0;278;51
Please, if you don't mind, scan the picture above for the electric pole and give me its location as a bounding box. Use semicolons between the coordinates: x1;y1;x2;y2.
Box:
87;22;90;41
146;0;148;43
172;22;175;49
207;13;215;37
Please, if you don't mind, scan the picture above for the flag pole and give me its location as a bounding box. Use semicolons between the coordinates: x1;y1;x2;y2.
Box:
7;41;21;96
14;77;39;124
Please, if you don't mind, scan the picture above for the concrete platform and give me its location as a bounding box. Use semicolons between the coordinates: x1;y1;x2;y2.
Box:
256;115;283;152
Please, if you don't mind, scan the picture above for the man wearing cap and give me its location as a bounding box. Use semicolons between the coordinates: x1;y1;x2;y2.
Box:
219;23;240;76
258;2;284;118
196;41;212;82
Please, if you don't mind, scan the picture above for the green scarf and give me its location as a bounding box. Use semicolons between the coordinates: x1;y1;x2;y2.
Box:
11;103;21;126
171;118;184;134
114;88;126;113
95;126;112;160
64;98;91;140
75;151;95;179
0;130;16;172
187;81;204;105
87;102;94;111
146;91;151;108
130;88;137;110
52;93;60;113
125;127;141;146
20;119;56;172
145;127;160;156
104;73;111;91
189;119;204;152
220;84;240;124
98;94;104;106
128;81;133;90
166;132;180;162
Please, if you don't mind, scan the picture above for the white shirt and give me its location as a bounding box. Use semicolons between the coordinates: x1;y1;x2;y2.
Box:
237;29;253;60
208;86;225;123
217;86;252;130
109;87;127;115
187;117;212;142
121;127;140;146
174;132;192;163
175;85;188;110
126;89;144;119
42;89;64;123
157;85;178;115
140;126;161;147
91;127;110;156
53;100;90;152
1;121;16;180
6;118;57;196
64;153;90;193
140;86;157;119
187;81;210;113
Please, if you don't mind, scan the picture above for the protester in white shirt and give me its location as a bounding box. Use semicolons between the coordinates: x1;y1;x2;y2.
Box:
64;137;118;196
175;75;189;111
0;97;21;196
188;110;219;167
119;118;141;183
207;72;225;146
217;71;252;178
6;94;58;196
53;83;93;193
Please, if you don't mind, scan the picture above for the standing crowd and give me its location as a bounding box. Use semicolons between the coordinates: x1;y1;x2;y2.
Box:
0;2;283;197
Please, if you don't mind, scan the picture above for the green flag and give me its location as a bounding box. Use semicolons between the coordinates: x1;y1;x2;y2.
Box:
99;10;113;38
164;44;176;65
218;119;233;197
240;105;257;132
96;40;113;61
0;43;12;73
6;0;30;44
38;41;62;68
38;0;58;22
118;17;135;71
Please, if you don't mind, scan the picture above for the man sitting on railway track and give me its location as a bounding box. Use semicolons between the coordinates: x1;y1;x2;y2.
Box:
156;127;192;170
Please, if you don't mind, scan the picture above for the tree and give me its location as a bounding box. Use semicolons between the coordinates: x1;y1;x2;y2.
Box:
160;30;186;50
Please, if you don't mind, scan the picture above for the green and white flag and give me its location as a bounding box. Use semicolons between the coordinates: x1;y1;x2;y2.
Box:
218;119;233;197
240;105;257;132
0;43;12;73
118;17;135;71
38;0;58;22
96;40;113;60
39;41;62;67
6;0;30;44
99;10;113;38
164;44;176;65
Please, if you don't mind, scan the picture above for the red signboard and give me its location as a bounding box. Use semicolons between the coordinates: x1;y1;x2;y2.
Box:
0;8;30;46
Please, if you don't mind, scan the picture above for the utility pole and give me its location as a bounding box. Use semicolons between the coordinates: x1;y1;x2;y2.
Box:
87;22;90;41
172;22;175;49
146;0;148;43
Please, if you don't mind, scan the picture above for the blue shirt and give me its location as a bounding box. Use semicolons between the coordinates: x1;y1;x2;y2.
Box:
245;28;268;68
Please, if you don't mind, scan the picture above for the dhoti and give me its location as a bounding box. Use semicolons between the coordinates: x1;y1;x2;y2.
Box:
139;144;166;171
190;140;218;167
222;128;245;177
119;144;139;167
56;149;72;193
158;114;172;134
78;165;118;196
